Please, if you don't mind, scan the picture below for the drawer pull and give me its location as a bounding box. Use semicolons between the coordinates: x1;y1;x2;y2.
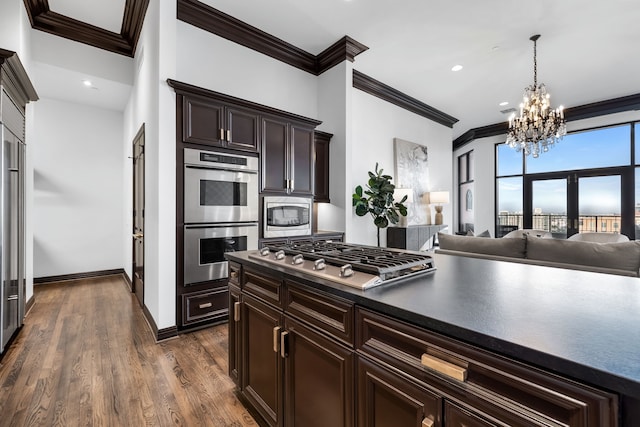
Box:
273;326;281;353
422;417;434;427
229;270;238;280
421;353;467;382
198;302;213;309
234;302;240;322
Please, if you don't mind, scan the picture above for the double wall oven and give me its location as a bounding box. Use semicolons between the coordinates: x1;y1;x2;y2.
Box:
183;148;258;286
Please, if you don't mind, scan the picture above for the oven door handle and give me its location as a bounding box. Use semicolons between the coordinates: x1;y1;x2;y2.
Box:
184;223;259;230
184;164;258;174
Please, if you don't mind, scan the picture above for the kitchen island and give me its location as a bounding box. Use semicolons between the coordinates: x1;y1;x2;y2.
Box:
226;249;640;426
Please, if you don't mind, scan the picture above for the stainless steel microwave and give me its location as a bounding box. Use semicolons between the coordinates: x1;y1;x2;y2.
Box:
263;196;312;238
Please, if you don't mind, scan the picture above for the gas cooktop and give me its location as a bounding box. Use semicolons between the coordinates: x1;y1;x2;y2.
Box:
248;241;436;290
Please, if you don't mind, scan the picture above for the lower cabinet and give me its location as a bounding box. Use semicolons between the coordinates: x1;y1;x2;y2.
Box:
283;316;354;427
232;271;355;427
229;267;618;427
357;356;441;427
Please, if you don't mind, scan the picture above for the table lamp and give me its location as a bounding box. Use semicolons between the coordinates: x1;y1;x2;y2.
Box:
429;191;449;225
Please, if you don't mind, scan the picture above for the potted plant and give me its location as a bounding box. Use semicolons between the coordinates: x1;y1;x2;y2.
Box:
352;163;408;246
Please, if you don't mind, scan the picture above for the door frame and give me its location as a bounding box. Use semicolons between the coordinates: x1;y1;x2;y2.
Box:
132;124;145;306
523;166;634;238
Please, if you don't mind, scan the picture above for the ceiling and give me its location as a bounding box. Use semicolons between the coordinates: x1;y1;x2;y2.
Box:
24;0;640;138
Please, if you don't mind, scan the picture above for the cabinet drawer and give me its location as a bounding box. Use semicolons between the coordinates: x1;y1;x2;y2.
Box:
243;267;284;308
228;261;241;286
356;308;618;427
285;280;354;346
183;287;228;325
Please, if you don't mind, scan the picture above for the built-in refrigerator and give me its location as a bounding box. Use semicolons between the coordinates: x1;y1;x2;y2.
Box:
0;89;25;354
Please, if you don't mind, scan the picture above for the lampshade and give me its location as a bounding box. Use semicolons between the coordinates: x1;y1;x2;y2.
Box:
395;188;413;204
429;191;449;205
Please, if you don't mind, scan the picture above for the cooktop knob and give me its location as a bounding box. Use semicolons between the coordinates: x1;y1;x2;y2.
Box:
292;254;304;265
313;259;326;270
340;264;354;278
274;250;285;260
259;247;270;256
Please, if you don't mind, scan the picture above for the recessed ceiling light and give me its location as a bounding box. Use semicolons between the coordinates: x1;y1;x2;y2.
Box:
499;101;509;106
451;65;463;72
82;79;93;87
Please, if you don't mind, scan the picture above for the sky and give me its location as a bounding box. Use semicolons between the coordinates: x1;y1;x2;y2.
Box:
497;123;636;215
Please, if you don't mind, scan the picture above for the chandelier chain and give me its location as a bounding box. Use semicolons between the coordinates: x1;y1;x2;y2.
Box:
533;37;537;87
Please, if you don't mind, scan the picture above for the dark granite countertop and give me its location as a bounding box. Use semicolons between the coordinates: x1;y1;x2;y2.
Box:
226;251;640;400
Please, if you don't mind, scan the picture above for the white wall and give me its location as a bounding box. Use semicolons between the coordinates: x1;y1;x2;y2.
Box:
31;98;124;277
123;0;177;330
316;61;351;233
348;89;453;246
176;21;318;120
453;110;640;237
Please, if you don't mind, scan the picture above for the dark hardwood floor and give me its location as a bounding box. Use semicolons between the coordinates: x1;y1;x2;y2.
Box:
0;275;257;426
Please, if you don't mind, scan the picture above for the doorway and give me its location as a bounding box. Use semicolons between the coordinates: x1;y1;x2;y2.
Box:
524;167;634;238
132;124;145;307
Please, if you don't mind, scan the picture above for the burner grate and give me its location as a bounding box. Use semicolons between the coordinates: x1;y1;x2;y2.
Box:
266;241;435;281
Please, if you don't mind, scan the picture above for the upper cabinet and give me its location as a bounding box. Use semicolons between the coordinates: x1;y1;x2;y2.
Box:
261;116;315;196
313;131;332;203
182;95;259;152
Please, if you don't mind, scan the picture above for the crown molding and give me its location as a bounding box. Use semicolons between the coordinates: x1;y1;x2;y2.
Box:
177;0;368;75
0;49;39;110
453;93;640;150
316;36;369;75
352;70;458;128
22;0;149;57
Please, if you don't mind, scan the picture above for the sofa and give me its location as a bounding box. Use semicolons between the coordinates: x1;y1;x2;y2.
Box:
436;232;640;277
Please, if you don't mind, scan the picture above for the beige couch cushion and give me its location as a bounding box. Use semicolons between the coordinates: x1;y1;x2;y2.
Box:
526;238;640;275
438;232;526;258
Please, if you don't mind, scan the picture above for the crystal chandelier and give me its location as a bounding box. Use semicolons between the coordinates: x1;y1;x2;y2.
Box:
506;35;566;158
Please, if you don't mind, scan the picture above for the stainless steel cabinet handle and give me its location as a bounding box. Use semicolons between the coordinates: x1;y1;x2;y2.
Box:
273;326;281;353
421;353;467;382
421;417;434;427
280;330;289;358
219;129;224;140
198;302;212;309
234;302;240;322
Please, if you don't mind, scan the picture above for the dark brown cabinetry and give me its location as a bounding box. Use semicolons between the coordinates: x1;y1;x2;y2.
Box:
261;116;315;195
313;131;332;203
357;356;441;427
182;94;259;152
231;267;355;427
169;79;322;333
356;308;617;427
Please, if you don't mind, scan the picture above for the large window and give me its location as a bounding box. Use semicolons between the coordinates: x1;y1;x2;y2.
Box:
496;122;636;239
458;151;474;233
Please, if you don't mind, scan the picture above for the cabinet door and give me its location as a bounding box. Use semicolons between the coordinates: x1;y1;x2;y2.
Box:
283;316;354;427
182;95;224;147
314;134;330;202
262;117;289;193
228;284;241;387
357;356;441;427
241;294;284;427
226;105;259;152
290;125;314;195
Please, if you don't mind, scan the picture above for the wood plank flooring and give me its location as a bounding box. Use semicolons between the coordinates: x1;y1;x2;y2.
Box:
0;275;258;426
